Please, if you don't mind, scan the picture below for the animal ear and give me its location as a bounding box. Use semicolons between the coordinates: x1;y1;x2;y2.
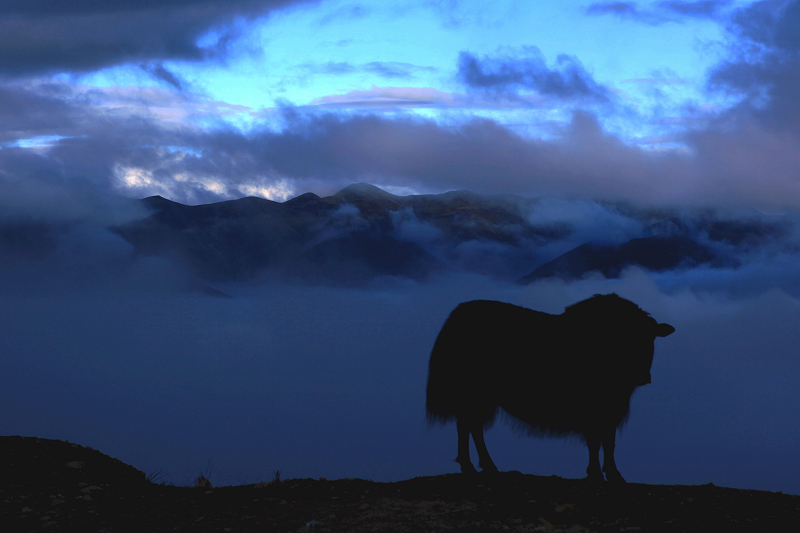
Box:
655;323;675;337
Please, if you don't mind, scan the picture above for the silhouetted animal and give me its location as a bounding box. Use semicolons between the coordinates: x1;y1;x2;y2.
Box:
426;294;674;483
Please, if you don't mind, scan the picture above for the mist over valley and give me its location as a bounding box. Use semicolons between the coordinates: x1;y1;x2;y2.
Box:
103;183;800;292
2;184;800;493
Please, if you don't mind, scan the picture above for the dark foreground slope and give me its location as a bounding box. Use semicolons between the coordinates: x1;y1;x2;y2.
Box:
2;437;798;533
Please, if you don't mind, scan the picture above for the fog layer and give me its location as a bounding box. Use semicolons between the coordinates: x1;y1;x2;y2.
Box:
1;266;799;493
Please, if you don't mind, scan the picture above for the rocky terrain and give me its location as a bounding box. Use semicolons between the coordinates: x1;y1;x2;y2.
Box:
2;436;799;532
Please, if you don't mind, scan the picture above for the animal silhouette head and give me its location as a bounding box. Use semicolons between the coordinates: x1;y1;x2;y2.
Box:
564;294;674;386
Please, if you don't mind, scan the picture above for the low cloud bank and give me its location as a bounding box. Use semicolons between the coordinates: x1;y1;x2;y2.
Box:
5;183;800;294
1;267;799;493
1;178;800;491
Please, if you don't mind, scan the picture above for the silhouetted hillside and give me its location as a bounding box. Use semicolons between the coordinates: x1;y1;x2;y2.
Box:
519;236;716;283
2;437;799;533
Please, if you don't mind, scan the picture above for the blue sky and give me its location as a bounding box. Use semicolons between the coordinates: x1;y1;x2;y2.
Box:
80;0;734;144
6;0;794;207
164;0;722;116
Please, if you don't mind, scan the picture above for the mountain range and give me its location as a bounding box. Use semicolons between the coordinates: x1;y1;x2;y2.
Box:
109;183;792;286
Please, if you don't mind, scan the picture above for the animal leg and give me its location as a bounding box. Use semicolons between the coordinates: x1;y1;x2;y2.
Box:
470;424;498;473
456;417;478;474
601;428;626;484
585;434;603;482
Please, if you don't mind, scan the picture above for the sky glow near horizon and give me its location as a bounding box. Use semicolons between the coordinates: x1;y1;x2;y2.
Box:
4;0;800;495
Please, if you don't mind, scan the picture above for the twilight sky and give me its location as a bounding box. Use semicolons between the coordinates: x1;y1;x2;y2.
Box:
3;0;800;495
3;0;800;209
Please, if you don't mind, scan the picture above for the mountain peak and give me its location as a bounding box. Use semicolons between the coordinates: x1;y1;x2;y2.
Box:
332;183;403;215
140;195;183;212
334;183;398;200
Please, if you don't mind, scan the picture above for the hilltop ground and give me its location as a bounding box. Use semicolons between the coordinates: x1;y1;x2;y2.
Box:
1;436;798;532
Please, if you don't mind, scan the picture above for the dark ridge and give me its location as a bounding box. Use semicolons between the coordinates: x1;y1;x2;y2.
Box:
519;235;715;283
140;195;184;213
284;191;324;207
110;184;788;286
2;437;798;532
333;182;401;200
332;183;404;220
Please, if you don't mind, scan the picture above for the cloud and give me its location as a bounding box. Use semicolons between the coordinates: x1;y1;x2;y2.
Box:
15;2;800;213
301;61;438;80
301;61;358;75
249;109;683;202
526;197;646;247
3;266;800;493
659;0;732;18
141;63;185;91
457;47;611;102
7;37;800;217
585;0;731;23
586;2;641;17
363;62;438;79
673;0;800;207
315;2;370;25
391;208;444;245
0;0;318;76
310;85;459;108
4;74;798;211
585;1;665;23
708;0;800;128
0;148;147;228
725;0;800;52
0;86;75;145
309;84;548;111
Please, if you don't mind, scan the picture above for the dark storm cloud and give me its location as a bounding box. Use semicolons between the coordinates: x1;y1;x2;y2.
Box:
0;0;317;76
457;48;611;101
